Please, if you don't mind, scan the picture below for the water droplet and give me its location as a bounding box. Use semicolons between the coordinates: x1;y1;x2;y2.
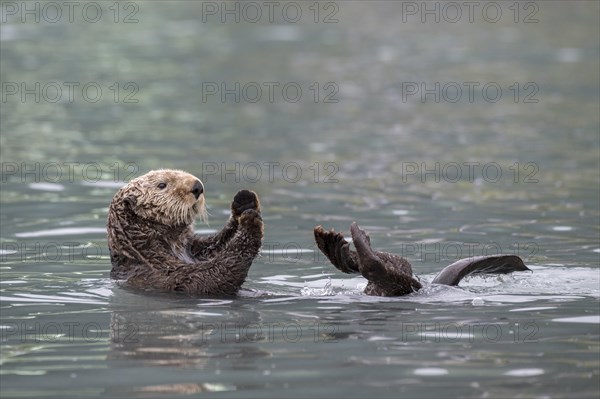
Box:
472;297;485;306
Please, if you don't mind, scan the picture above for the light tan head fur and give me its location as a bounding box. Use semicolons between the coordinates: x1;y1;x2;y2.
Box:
113;169;207;227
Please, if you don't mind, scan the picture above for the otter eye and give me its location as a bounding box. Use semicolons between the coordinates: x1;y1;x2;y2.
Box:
157;182;167;189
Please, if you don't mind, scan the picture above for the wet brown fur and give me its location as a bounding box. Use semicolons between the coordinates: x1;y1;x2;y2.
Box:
314;222;528;297
107;169;263;296
314;223;422;296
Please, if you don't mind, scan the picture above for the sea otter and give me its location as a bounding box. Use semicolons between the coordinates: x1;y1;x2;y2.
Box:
107;169;263;296
314;222;530;296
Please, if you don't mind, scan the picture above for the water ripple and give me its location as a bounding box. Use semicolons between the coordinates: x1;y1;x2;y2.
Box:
1;293;107;305
15;227;106;238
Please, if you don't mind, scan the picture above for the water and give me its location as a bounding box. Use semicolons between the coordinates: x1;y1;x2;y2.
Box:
1;1;599;398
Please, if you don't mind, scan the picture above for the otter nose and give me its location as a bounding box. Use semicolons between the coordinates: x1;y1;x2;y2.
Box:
191;180;204;200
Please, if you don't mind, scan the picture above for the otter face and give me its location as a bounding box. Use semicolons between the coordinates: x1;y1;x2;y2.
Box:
118;169;207;226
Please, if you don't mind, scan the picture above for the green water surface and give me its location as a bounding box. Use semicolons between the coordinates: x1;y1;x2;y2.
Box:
1;2;599;398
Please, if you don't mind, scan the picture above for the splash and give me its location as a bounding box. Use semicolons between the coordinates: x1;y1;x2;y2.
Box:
300;277;336;296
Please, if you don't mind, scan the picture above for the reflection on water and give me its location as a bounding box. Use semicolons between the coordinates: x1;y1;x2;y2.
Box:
1;268;598;397
1;1;599;398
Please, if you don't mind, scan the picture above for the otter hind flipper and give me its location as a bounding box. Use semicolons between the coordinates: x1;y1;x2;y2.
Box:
314;226;360;274
350;222;422;295
349;222;373;258
431;255;530;286
349;222;386;279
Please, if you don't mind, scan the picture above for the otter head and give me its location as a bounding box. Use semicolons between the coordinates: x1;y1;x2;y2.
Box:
112;169;207;228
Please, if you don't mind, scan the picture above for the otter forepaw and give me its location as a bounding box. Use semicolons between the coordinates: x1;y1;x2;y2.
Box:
238;209;263;231
232;190;261;217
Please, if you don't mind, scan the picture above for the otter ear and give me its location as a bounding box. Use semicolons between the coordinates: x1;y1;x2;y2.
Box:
123;195;137;209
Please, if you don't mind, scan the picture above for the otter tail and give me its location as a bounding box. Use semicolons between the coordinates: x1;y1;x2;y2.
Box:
431;255;530;286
